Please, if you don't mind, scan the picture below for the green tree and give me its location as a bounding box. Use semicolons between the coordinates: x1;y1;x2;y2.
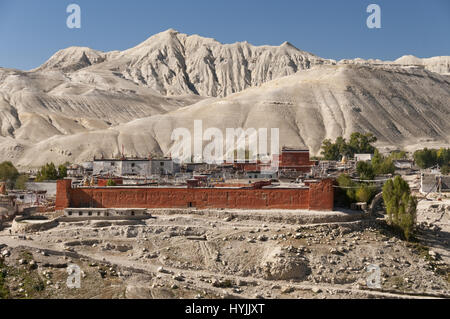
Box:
356;161;375;180
413;148;438;169
375;159;395;175
14;174;29;190
437;148;450;167
382;176;417;241
58;164;67;178
371;149;395;175
0;161;19;188
35;163;58;182
413;148;449;170
348;132;377;155
320;139;341;160
320;132;377;160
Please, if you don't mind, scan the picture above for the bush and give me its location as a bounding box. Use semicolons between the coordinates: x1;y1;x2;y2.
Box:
336;174;376;205
0;259;10;299
382;176;417;241
355;184;376;203
336;174;357;204
106;179;117;186
441;165;449;175
388;150;407;160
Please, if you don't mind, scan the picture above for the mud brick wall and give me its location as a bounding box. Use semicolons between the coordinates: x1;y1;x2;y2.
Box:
279;151;316;172
307;179;334;211
55;179;71;210
56;179;334;211
280;152;311;166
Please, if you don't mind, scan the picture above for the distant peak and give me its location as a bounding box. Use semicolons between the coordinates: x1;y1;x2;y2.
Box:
161;28;179;34
281;41;295;48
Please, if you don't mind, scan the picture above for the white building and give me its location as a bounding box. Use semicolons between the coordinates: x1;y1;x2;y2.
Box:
354;154;373;162
93;158;179;177
150;158;178;175
64;208;150;220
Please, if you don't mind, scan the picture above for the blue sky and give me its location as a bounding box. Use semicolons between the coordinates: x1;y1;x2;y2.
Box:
0;0;449;70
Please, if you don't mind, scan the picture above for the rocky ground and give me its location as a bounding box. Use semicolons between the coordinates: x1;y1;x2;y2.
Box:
0;201;448;299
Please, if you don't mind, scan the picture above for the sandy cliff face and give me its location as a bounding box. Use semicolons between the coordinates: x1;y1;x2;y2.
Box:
0;29;449;168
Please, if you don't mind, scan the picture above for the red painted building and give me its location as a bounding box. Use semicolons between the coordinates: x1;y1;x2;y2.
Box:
279;148;316;173
55;178;334;211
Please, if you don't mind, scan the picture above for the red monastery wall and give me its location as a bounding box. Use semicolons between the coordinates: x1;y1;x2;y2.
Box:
56;179;334;211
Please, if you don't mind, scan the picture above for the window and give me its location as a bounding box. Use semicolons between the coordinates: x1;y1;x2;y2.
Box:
160;162;164;166
88;212;92;216
79;212;82;216
131;211;135;216
68;212;72;216
131;163;135;167
97;212;101;216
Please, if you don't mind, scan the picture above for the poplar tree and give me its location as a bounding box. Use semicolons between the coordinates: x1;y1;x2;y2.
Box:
382;176;417;241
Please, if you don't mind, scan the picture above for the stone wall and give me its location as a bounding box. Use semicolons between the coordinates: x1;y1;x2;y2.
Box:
11;216;59;233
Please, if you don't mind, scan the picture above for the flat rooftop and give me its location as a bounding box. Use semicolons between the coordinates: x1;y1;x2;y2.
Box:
77;184;310;190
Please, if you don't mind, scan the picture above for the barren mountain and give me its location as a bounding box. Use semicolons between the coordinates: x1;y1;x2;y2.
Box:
4;64;449;168
0;29;449;168
35;29;332;97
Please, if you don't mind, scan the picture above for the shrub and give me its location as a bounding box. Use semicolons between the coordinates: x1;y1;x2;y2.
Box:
336;174;357;203
441;165;449;175
355;184;376;203
106;179;117;186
